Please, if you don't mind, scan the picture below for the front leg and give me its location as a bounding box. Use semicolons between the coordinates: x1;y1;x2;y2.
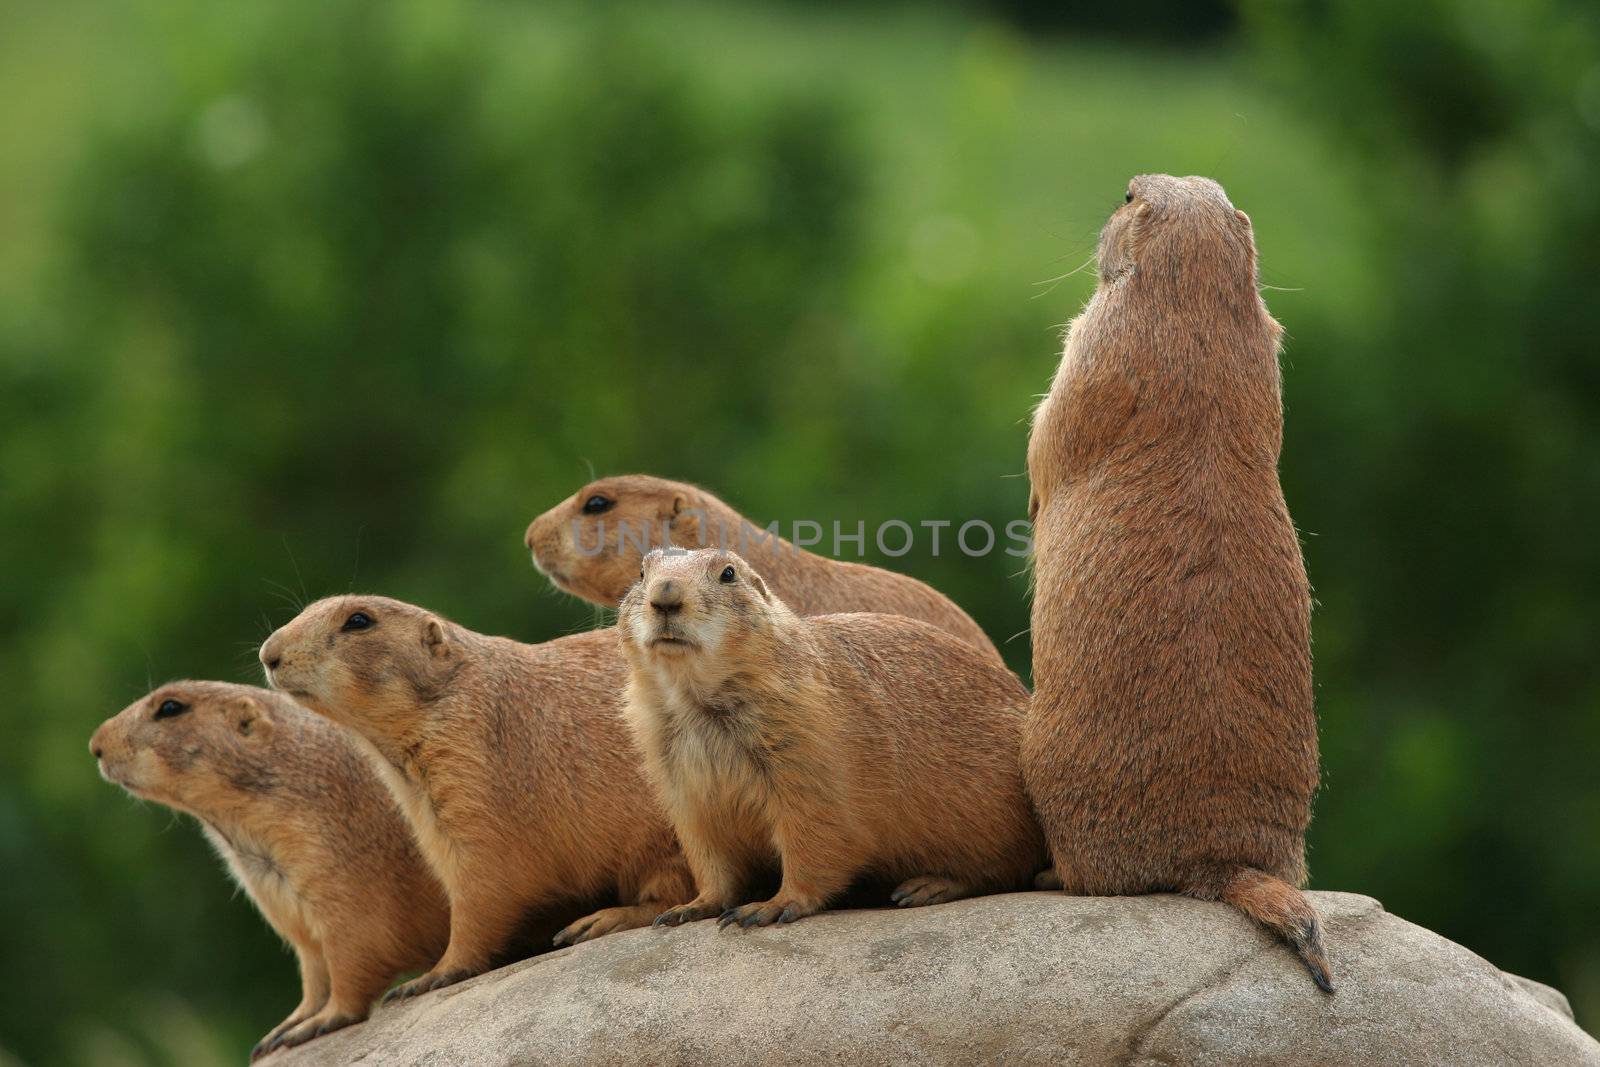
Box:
720;788;861;929
654;804;756;928
384;874;530;1002
253;940;330;1060
268;941;389;1053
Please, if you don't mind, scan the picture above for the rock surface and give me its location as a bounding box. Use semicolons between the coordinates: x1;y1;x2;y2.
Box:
274;891;1597;1066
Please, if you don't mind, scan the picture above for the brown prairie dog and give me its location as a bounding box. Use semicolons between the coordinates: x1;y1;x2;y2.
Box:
618;547;1045;929
525;474;1005;665
258;597;693;1000
90;682;449;1059
1023;174;1329;991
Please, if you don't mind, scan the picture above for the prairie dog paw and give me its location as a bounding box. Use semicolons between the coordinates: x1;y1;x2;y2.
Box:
653;898;725;928
266;1009;362;1053
716;896;821;929
890;876;971;907
382;968;475;1003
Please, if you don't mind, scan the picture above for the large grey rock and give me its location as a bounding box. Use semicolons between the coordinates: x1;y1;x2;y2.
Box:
275;891;1597;1066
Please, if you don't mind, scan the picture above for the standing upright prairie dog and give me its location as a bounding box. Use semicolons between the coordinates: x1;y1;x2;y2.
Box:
90;682;449;1059
258;597;693;999
1023;174;1330;991
619;547;1045;928
525;474;1005;665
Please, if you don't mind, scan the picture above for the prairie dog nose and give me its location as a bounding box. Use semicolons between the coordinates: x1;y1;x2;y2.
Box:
524;520;538;552
259;634;283;672
649;579;683;615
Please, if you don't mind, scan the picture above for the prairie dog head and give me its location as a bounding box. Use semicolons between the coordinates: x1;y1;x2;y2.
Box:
259;595;461;750
525;475;718;606
1097;174;1260;295
90;681;281;817
618;548;788;677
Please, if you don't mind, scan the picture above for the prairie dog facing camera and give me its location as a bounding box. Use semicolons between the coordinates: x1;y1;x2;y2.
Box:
259;597;693;1000
618;547;1045;929
525;473;1004;664
90;682;449;1059
1024;174;1330;991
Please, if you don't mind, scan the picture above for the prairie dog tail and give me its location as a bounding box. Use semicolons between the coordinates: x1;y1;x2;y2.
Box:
1195;866;1334;993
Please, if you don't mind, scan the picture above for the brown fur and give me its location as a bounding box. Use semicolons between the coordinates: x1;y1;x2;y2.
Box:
525;474;1004;664
618;547;1045;929
258;597;693;999
1022;174;1330;991
90;682;450;1058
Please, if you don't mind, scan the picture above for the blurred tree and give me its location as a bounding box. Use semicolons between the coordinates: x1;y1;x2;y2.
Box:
803;0;1236;42
1241;0;1600;1015
0;1;863;1061
3;0;1597;1061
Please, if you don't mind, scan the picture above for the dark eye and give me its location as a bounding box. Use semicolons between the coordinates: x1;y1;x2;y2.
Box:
1124;190;1134;204
341;611;373;632
719;565;736;584
582;495;613;515
154;699;189;720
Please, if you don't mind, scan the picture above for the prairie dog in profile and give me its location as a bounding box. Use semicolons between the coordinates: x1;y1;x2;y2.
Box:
618;547;1045;928
525;474;1004;664
1024;174;1330;991
90;682;449;1059
259;596;692;1000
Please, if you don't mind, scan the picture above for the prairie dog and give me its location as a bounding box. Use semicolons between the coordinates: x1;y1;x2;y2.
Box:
618;547;1045;928
258;597;693;999
90;682;449;1058
1024;174;1330;990
525;474;1004;664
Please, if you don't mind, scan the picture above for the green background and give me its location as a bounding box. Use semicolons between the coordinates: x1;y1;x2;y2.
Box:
2;0;1596;1062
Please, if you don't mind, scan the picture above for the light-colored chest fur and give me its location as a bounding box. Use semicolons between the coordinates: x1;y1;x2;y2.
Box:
201;822;319;948
654;684;772;822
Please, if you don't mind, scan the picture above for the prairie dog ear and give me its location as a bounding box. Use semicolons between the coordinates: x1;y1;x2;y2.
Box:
234;696;273;739
1027;489;1041;524
1235;208;1251;228
423;619;451;659
669;501;706;547
748;571;772;602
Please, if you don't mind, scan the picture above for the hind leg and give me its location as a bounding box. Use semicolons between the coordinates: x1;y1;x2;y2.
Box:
554;903;656;947
889;875;974;908
566;839;696;944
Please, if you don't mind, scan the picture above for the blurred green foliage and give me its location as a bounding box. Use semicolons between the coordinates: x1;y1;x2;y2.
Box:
0;0;1595;1062
1243;0;1600;1028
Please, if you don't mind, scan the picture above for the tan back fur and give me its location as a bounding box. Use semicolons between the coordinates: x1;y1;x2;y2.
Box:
525;474;1004;664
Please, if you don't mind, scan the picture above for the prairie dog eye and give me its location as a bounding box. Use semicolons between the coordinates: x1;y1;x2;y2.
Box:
583;495;614;515
1124;190;1134;204
154;699;189;720
341;611;373;632
719;565;737;584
